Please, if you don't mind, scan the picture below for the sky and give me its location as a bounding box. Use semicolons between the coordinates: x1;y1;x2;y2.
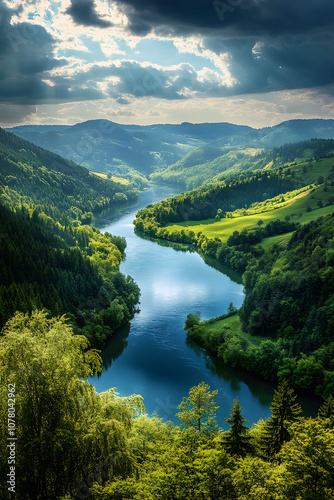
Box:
0;0;333;128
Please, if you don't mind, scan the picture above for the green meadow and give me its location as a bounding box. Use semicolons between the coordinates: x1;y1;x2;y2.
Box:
199;313;266;349
166;161;334;248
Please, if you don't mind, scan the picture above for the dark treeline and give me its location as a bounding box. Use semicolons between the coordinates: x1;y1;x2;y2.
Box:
136;170;298;226
0;203;139;347
185;213;334;399
0;128;141;346
0;127;138;225
1;312;334;500
267;138;334;164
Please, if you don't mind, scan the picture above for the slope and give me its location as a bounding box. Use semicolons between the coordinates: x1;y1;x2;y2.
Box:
0;128;140;346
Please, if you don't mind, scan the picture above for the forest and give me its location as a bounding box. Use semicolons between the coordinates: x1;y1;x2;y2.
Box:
1;127;334;498
0;128;140;346
135;140;334;399
1;311;334;500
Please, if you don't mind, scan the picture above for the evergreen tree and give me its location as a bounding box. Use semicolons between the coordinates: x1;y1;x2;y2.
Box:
318;394;334;427
261;380;302;458
223;398;252;457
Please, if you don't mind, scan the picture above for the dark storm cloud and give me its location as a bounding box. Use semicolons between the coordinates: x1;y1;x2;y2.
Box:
114;0;334;37
0;1;104;104
111;0;334;95
66;0;112;28
204;32;334;95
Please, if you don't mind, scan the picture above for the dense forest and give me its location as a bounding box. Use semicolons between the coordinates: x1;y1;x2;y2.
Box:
1;312;334;499
135;140;334;399
0;128;138;225
0;128;140;346
1;126;334;498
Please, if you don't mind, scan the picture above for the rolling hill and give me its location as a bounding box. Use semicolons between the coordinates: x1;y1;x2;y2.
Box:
7;119;334;182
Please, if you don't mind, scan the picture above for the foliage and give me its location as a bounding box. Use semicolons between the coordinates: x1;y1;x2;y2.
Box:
151;138;334;190
0;128;138;226
0;311;145;500
0;129;141;346
0;204;140;345
260;380;302;458
1;320;333;500
177;382;219;432
223;398;252;457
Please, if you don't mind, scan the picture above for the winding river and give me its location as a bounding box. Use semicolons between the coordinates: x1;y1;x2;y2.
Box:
89;183;320;429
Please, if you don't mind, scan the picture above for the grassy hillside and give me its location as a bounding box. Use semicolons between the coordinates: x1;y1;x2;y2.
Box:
144;156;334;250
152;138;334;190
151;145;266;189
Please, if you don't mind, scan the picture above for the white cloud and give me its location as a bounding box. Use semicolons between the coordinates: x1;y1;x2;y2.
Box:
173;36;237;87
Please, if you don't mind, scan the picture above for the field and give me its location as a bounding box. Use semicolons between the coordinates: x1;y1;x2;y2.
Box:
90;171;130;184
199;313;266;348
166;163;334;248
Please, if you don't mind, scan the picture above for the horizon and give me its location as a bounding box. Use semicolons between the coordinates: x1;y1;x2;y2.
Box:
5;116;334;132
0;0;333;128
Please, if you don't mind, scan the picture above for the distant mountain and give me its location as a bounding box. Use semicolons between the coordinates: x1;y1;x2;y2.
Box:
256;119;334;148
7;120;251;177
7;119;334;179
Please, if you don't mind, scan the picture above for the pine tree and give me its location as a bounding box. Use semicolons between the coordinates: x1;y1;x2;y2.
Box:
261;380;302;459
223;398;252;457
318;394;334;427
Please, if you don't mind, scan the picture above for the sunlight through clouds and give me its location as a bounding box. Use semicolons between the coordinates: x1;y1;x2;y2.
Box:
0;0;333;126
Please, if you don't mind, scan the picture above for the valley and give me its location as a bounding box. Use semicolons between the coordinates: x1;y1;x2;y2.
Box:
1;119;334;499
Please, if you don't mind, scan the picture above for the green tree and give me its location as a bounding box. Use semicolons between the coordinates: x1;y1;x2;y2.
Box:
261;380;302;458
177;382;219;432
223;398;252;457
318;394;334;427
0;310;102;500
0;310;145;500
184;312;201;333
280;418;334;499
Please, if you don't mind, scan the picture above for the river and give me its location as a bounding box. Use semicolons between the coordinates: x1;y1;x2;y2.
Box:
89;183;320;429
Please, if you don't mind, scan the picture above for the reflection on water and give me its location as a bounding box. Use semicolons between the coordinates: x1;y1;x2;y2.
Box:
89;183;321;428
135;230;243;285
97;324;130;373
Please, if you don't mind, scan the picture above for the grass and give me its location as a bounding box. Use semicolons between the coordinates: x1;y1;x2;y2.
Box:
166;183;334;248
90;171;129;185
200;313;266;348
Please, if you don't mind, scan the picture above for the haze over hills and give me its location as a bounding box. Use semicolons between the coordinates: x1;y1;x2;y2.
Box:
7;119;334;180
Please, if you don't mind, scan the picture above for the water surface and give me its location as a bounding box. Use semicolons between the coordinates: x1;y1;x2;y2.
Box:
90;184;320;428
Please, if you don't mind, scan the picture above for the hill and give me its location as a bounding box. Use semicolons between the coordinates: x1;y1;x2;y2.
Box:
153;138;334;189
0;127;138;224
7;120;252;179
0;128;140;345
134;145;334;398
7;119;334;183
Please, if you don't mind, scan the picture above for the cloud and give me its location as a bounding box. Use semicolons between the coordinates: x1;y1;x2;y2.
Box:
0;103;37;125
203;33;334;95
113;0;334;37
65;0;113;28
0;1;68;103
0;1;108;104
56;59;236;101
